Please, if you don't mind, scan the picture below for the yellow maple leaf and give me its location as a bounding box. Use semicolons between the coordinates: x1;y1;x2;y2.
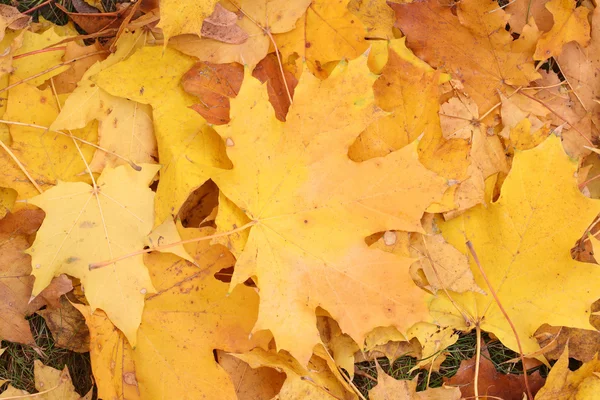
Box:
27;164;160;344
534;0;591;60
211;55;448;364
78;226;269;400
92;46;232;225
431;135;600;357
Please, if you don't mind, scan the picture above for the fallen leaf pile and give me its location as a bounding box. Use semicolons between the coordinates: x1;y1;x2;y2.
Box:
0;0;599;398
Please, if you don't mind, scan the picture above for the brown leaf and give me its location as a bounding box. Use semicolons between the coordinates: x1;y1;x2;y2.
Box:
444;348;546;400
536;323;600;363
56;3;131;34
37;296;90;353
182;61;244;125
26;274;73;314
52;41;107;95
252;53;297;121
71;0;101;13
0;209;44;344
0;4;30;40
0;209;74;345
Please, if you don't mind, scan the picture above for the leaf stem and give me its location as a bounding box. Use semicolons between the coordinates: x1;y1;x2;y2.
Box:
0;50;109;95
89;221;257;270
0;119;141;171
23;0;54;14
474;324;481;399
466;241;533;400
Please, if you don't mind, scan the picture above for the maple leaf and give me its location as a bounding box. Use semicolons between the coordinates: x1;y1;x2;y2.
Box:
535;346;600;399
210;55;448;364
393;0;541;116
0;209;72;345
78;227;268;400
181;61;243;125
91;46;232;224
444;347;546;399
38;296;90;353
534;0;591;60
431;135;600;357
27;164;160;344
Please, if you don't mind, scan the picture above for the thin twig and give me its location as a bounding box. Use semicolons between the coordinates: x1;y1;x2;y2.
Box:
0;119;141;171
0;138;43;193
474;324;482;400
13;46;67;60
0;50;109;94
579;172;600;189
0;382;59;399
487;0;517;13
89;221;257;269
466;241;534;400
23;0;53;14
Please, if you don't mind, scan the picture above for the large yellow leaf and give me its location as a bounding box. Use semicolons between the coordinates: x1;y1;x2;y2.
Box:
27;164;160;344
210;55;448;364
78;226;269;400
393;0;541;116
431;135;600;357
93;46;232;225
